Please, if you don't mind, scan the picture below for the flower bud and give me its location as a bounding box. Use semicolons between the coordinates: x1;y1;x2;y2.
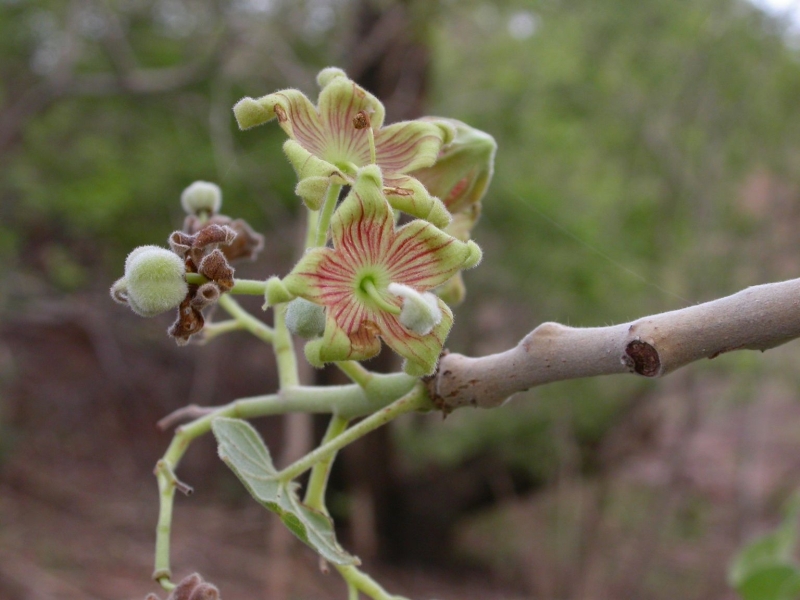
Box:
285;298;326;339
411;118;496;215
388;283;442;335
123;246;188;317
180;181;222;216
264;276;294;308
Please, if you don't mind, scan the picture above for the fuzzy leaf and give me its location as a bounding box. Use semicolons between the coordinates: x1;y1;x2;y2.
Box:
212;417;359;566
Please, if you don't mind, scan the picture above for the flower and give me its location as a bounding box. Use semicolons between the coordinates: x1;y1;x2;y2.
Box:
410;119;495;306
410;118;497;216
275;165;481;376
233;67;454;227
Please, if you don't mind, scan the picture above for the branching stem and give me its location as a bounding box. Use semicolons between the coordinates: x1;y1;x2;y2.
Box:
217;294;274;344
304;414;349;510
336;360;374;388
278;384;431;483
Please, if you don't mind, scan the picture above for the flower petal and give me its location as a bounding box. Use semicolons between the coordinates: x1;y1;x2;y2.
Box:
283;140;348;209
410;118;496;214
283;246;341;302
317;69;386;131
329;166;394;265
373;119;453;174
382;173;450;228
377;298;453;376
385;219;478;290
305;312;382;365
263;89;328;156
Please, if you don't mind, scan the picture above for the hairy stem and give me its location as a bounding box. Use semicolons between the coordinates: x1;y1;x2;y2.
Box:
201;318;245;342
218;294;274;344
336;360;374;388
303;414;350;510
273;303;299;387
315;184;342;247
185;273;266;295
278;384;431;482
336;565;409;600
151;376;417;589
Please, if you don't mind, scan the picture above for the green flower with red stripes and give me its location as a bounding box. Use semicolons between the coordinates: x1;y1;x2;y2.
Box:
233;67;454;227
267;165;481;376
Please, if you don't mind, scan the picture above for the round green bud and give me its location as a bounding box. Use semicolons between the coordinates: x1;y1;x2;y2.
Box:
124;246;188;317
285;298;326;339
181;181;222;216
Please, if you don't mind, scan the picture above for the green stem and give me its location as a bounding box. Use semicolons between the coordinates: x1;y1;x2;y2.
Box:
273;303;299;388
278;384;430;482
154;461;177;590
201;319;245;342
152;379;415;590
315;184;342;247
337;565;409;600
185;273;266;295
303;414;349;510
335;360;373;388
305;208;320;249
218;294;274;344
367;127;376;165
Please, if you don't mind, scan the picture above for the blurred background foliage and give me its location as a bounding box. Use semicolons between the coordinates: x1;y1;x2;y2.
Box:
5;0;800;598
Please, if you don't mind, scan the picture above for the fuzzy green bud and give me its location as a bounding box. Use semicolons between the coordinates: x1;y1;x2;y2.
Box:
263;276;294;309
121;246;187;317
285;298;326;339
181;181;222;216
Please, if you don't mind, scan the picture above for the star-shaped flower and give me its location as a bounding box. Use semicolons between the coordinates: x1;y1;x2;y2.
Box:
233;67;454;228
272;165;481;376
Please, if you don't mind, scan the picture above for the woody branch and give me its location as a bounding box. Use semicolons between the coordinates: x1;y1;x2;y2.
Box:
430;276;800;410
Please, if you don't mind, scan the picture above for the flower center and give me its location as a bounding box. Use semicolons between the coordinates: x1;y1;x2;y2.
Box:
355;272;401;315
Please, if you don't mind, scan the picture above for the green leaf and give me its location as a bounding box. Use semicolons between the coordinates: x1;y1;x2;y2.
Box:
738;565;800;600
211;417;360;566
729;495;800;587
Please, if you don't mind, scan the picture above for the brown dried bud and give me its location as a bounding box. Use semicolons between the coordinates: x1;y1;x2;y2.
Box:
190;282;221;310
145;573;220;600
194;224;236;249
198;250;234;292
183;215;264;263
353;109;371;130
168;295;205;345
168;231;194;259
169;573;203;600
189;583;221;600
218;218;264;262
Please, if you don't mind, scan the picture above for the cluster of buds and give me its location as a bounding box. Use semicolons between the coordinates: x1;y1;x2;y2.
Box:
111;181;264;344
236;67;495;376
113;66;494;375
